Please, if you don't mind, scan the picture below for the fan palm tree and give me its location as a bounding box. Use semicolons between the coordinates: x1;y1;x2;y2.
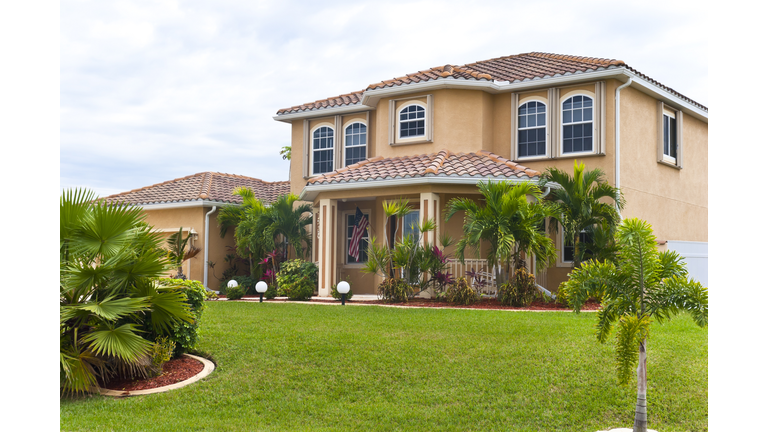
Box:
539;160;624;269
560;218;707;432
60;189;193;394
445;180;557;285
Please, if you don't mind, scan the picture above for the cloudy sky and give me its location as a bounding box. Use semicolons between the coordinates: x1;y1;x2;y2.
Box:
60;0;708;197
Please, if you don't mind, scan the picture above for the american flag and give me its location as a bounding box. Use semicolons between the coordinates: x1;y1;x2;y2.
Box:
349;207;369;261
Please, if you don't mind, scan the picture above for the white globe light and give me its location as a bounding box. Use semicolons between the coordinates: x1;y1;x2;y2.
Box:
227;280;238;288
256;281;268;293
336;281;350;295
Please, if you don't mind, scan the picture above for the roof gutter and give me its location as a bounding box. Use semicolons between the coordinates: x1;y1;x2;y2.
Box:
299;176;560;201
615;77;633;219
274;68;707;123
135;200;232;211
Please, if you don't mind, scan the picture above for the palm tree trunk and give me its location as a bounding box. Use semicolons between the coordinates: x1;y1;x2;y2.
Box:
633;338;648;432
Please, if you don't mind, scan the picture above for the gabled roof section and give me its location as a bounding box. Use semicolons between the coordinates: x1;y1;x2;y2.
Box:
103;172;290;206
276;52;707;116
306;150;541;186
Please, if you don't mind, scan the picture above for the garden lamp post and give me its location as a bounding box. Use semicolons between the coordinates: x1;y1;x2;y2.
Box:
337;281;350;306
227;280;238;293
256;281;268;303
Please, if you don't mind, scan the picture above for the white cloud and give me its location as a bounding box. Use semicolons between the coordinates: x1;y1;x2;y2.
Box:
61;0;708;197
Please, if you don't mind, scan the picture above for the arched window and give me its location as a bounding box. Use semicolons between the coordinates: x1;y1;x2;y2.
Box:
344;122;367;166
562;95;593;154
399;104;425;138
312;126;334;175
518;101;546;157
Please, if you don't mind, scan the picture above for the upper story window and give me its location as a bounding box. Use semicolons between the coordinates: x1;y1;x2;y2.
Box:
344;122;367;166
663;112;677;160
562;95;593;154
518;101;547;158
312;126;334;175
399;105;426;138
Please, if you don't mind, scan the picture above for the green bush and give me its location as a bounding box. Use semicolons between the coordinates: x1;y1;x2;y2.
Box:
331;279;354;301
498;268;538;307
221;275;277;299
148;336;176;376
378;278;412;303
156;278;208;357
226;285;245;300
204;289;220;301
276;259;318;301
446;277;478;305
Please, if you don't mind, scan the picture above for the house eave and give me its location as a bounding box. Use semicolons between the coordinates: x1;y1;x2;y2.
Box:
274;67;708;123
299;176;558;201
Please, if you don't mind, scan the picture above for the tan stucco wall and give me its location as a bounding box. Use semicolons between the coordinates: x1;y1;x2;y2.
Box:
142;206;239;291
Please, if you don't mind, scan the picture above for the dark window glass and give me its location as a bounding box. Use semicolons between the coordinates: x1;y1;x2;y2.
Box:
312;127;334;174
345;123;367;166
346;214;369;264
399;105;426;138
562;95;593;154
564;231;594;262
517;101;546;158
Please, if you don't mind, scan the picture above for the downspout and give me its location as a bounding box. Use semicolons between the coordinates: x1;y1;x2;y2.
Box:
203;206;217;291
615;77;633;219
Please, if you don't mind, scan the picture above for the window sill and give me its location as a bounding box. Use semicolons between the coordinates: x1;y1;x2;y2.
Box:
391;137;432;146
658;159;682;170
514;155;550;163
343;263;368;268
552;152;605;160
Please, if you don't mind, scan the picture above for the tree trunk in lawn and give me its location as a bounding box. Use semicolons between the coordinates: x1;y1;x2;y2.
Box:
633;339;648;432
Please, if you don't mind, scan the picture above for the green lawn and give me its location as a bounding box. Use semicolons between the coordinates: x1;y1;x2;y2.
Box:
60;302;707;431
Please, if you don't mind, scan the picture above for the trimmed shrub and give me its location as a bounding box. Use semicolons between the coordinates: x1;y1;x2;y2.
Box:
276;259;318;301
331;279;354;301
226;285;245;300
378;278;412;303
446;277;478;305
222;275;277;299
498;268;538;307
155;278;208;357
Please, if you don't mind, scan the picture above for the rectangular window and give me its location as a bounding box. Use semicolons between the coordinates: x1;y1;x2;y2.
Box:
402;210;420;241
563;230;593;263
346;213;369;264
663;113;677;159
518;101;547;158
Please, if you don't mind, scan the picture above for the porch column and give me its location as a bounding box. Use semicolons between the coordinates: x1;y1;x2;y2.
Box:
317;198;338;297
419;192;441;247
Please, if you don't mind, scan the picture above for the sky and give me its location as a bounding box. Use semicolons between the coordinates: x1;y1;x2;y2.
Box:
59;0;709;197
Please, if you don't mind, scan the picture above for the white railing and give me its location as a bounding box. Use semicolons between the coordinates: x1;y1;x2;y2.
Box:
446;259;497;296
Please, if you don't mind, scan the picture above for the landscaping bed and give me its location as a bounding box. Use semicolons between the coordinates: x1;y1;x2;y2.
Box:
220;295;601;311
99;356;204;392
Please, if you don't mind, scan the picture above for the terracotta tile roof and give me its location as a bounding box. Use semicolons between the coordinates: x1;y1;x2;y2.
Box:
277;52;707;115
306;150;540;186
103;172;290;206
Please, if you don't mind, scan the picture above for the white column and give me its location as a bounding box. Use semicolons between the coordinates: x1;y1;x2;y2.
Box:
419;192;441;247
317;198;338;297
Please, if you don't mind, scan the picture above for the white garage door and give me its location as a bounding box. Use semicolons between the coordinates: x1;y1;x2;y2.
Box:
665;241;708;287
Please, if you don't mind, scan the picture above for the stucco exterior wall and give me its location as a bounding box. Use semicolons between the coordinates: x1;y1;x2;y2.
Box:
142;206;239;291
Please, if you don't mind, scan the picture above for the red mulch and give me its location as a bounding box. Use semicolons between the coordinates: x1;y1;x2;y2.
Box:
101;356;204;391
220;295;600;311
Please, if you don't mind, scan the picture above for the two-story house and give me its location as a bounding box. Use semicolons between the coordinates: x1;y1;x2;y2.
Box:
274;52;708;296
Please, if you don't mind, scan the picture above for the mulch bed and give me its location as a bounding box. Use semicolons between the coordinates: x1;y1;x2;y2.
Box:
100;356;204;391
220;295;601;311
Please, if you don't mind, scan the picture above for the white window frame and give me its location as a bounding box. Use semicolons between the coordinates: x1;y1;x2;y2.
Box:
343;120;367;167
398;103;427;140
310;124;335;176
517;100;548;159
345;211;370;265
561;94;595;156
559;229;592;265
662;110;677;164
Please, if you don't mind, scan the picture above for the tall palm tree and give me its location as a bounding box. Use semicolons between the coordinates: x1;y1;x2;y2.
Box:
60;189;193;394
218;189;312;275
539;160;624;268
445;180;556;285
560;218;707;432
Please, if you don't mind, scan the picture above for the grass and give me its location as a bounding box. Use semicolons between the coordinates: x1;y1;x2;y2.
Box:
60;302;707;431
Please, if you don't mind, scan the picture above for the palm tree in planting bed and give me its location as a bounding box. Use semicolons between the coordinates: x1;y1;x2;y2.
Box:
60;189;193;394
539;160;624;269
445;180;557;285
166;227;201;280
560;218;707;432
